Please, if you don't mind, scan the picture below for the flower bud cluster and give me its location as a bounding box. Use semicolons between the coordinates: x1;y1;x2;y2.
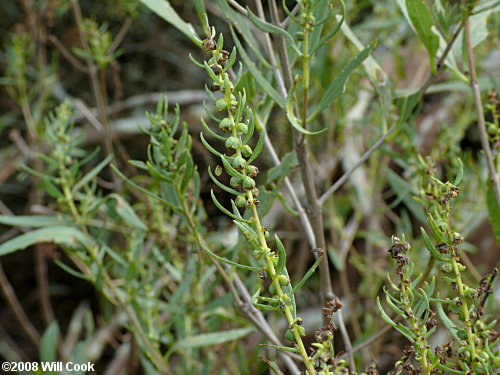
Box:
199;33;260;208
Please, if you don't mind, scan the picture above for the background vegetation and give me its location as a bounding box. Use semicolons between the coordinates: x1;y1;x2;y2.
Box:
0;0;498;374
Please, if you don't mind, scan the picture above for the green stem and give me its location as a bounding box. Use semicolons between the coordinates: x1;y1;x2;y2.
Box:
401;282;431;375
59;172;171;374
302;32;309;133
247;192;316;375
450;255;476;359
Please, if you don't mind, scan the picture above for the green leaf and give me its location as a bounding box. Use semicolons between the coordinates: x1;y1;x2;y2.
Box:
259;356;287;375
384;291;407;318
386;168;427;223
200;132;223;158
376;297;398;328
426;213;448;244
405;0;439;72
41;178;63;199
230;26;285;108
247;128;265;164
111;165;177;209
420;227;447;261
310;44;372;120
436;300;459;340
193;0;208;37
40;322;59;364
53;259;87;280
201;116;226;141
72;155;113;193
246;7;301;55
0;215;68;227
286;81;327;135
180;154;194;191
170;326;254;353
453;158;463;186
0;226;88;256
207;166;241;196
265;151;298;184
486;181;500;245
291;255;323;294
210;190;251;223
274;235;286;274
198;239;261;271
106;194;148;231
139;0;201;46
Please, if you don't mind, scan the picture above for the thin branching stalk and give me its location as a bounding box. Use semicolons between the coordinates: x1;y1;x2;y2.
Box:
465;18;500;207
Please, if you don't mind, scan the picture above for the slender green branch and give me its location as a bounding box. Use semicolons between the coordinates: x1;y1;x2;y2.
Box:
465;17;500;207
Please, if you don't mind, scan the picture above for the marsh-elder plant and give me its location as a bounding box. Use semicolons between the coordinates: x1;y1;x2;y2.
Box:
0;0;499;374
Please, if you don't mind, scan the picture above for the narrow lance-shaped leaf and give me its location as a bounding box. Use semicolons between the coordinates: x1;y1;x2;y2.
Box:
0;226;88;256
260;357;286;375
436;300;459;340
384;289;407;318
40;322;60;364
169;326;254;353
198;239;262;271
139;0;202;46
426;213;448;243
274;235;286;274
106;194;148;231
420;227;447;261
111;165;177;209
230;26;285;108
259;344;301;354
247;128;266;164
245;7;302;55
207;166;242;196
309;44;373;121
291;256;323;294
453;158;463;186
406;0;439;72
210;190;251;223
200;132;223;157
286;81;327;135
0;215;68;228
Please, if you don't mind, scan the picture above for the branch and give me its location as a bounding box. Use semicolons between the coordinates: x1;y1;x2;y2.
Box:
465;18;500;207
319;123;396;205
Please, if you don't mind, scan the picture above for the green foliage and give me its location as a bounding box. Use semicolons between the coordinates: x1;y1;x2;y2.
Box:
0;0;499;374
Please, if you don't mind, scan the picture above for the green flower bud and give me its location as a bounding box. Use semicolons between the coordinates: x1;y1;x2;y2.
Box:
225;136;241;150
215;98;226;112
242;176;256;190
440;263;453;273
457;263;467;272
232;156;246;170
296;325;306;336
278;275;290;286
452;232;464;244
235;122;248;134
282;294;292;306
246;165;259;177
241;145;253;157
235;195;246;207
229;100;238;112
219;118;233;132
230;176;242;188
